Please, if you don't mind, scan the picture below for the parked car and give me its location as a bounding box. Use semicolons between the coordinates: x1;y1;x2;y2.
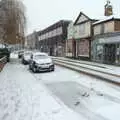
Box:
0;48;10;62
29;52;54;73
22;51;32;65
18;50;24;58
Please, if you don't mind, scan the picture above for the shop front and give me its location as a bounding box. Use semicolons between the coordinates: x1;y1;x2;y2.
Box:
76;39;90;60
66;39;76;58
91;35;120;65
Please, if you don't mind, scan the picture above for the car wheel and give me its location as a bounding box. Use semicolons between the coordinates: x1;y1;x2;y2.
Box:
52;68;54;71
32;66;37;73
29;65;31;70
50;66;54;72
22;59;24;64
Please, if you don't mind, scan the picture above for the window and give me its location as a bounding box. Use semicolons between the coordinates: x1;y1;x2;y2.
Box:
96;45;103;60
100;24;104;34
116;44;120;64
79;24;85;34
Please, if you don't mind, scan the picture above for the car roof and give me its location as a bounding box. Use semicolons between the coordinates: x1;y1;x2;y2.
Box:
18;50;25;53
32;52;48;56
24;51;32;54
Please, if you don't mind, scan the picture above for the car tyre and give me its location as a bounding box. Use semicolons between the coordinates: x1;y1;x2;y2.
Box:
32;66;37;73
49;66;54;72
22;59;24;64
52;68;54;71
29;64;32;70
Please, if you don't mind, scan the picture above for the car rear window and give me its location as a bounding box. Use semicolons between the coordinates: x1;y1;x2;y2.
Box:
34;55;48;59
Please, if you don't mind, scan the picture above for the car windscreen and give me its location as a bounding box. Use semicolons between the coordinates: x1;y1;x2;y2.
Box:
34;55;49;59
25;53;31;56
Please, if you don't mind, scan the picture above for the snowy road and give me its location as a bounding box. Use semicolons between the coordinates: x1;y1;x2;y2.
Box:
0;58;85;120
0;56;120;120
33;63;120;120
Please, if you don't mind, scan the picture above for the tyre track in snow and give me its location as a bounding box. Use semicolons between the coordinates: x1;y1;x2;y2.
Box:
30;67;111;120
24;64;120;120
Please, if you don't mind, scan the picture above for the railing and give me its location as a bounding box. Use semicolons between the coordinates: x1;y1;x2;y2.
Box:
0;56;7;72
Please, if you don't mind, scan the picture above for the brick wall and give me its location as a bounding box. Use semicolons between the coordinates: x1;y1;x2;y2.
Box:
77;39;90;57
115;20;120;32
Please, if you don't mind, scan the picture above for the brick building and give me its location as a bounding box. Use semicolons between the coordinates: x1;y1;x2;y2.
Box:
37;20;70;56
25;31;38;50
66;12;97;60
92;16;120;65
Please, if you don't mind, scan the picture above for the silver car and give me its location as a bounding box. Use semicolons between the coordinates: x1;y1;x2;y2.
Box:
29;52;54;73
22;51;32;65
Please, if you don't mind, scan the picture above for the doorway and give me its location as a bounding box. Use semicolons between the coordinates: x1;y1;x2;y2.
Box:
72;40;76;58
50;47;53;56
103;44;116;64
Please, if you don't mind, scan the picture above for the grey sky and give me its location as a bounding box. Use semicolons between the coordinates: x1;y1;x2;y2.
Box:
23;0;120;34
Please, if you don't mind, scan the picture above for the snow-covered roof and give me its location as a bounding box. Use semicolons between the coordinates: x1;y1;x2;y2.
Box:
93;15;120;25
33;52;48;56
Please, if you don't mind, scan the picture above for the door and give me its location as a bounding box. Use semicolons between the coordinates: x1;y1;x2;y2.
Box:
72;40;76;58
103;44;116;64
50;47;53;56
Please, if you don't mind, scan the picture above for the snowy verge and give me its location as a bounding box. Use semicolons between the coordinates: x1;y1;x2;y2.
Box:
53;59;120;84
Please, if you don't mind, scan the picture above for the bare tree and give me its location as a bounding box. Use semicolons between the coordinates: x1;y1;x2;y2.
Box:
0;0;26;48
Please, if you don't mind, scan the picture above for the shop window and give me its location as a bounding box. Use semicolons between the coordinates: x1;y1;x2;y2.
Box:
79;24;85;34
96;45;103;60
116;44;120;64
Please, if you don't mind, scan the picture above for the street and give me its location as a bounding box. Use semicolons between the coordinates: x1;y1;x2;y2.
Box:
33;62;120;120
1;0;120;120
0;55;120;120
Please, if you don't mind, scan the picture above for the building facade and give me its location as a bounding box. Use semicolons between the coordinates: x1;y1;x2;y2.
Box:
66;12;97;59
65;22;76;57
37;20;70;56
92;16;120;65
25;31;38;50
0;0;26;50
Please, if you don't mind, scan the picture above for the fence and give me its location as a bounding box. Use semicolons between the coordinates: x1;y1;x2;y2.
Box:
0;56;7;72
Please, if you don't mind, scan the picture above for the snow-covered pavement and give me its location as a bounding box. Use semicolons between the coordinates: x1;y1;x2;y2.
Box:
0;58;85;120
0;54;120;120
52;57;120;76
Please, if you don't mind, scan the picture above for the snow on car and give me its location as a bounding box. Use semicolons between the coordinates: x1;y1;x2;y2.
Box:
22;51;32;64
29;52;54;73
18;50;25;58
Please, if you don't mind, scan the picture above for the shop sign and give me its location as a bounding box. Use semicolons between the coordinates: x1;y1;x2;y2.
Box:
99;38;105;43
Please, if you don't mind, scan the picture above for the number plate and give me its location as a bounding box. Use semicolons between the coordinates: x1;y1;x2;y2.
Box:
41;65;49;68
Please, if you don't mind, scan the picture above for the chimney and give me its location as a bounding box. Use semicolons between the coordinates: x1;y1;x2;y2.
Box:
104;0;113;16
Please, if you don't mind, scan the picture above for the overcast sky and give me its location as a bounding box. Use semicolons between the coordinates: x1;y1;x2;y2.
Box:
23;0;120;34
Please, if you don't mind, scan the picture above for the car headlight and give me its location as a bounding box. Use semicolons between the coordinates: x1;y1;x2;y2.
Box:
35;62;39;66
51;60;54;65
